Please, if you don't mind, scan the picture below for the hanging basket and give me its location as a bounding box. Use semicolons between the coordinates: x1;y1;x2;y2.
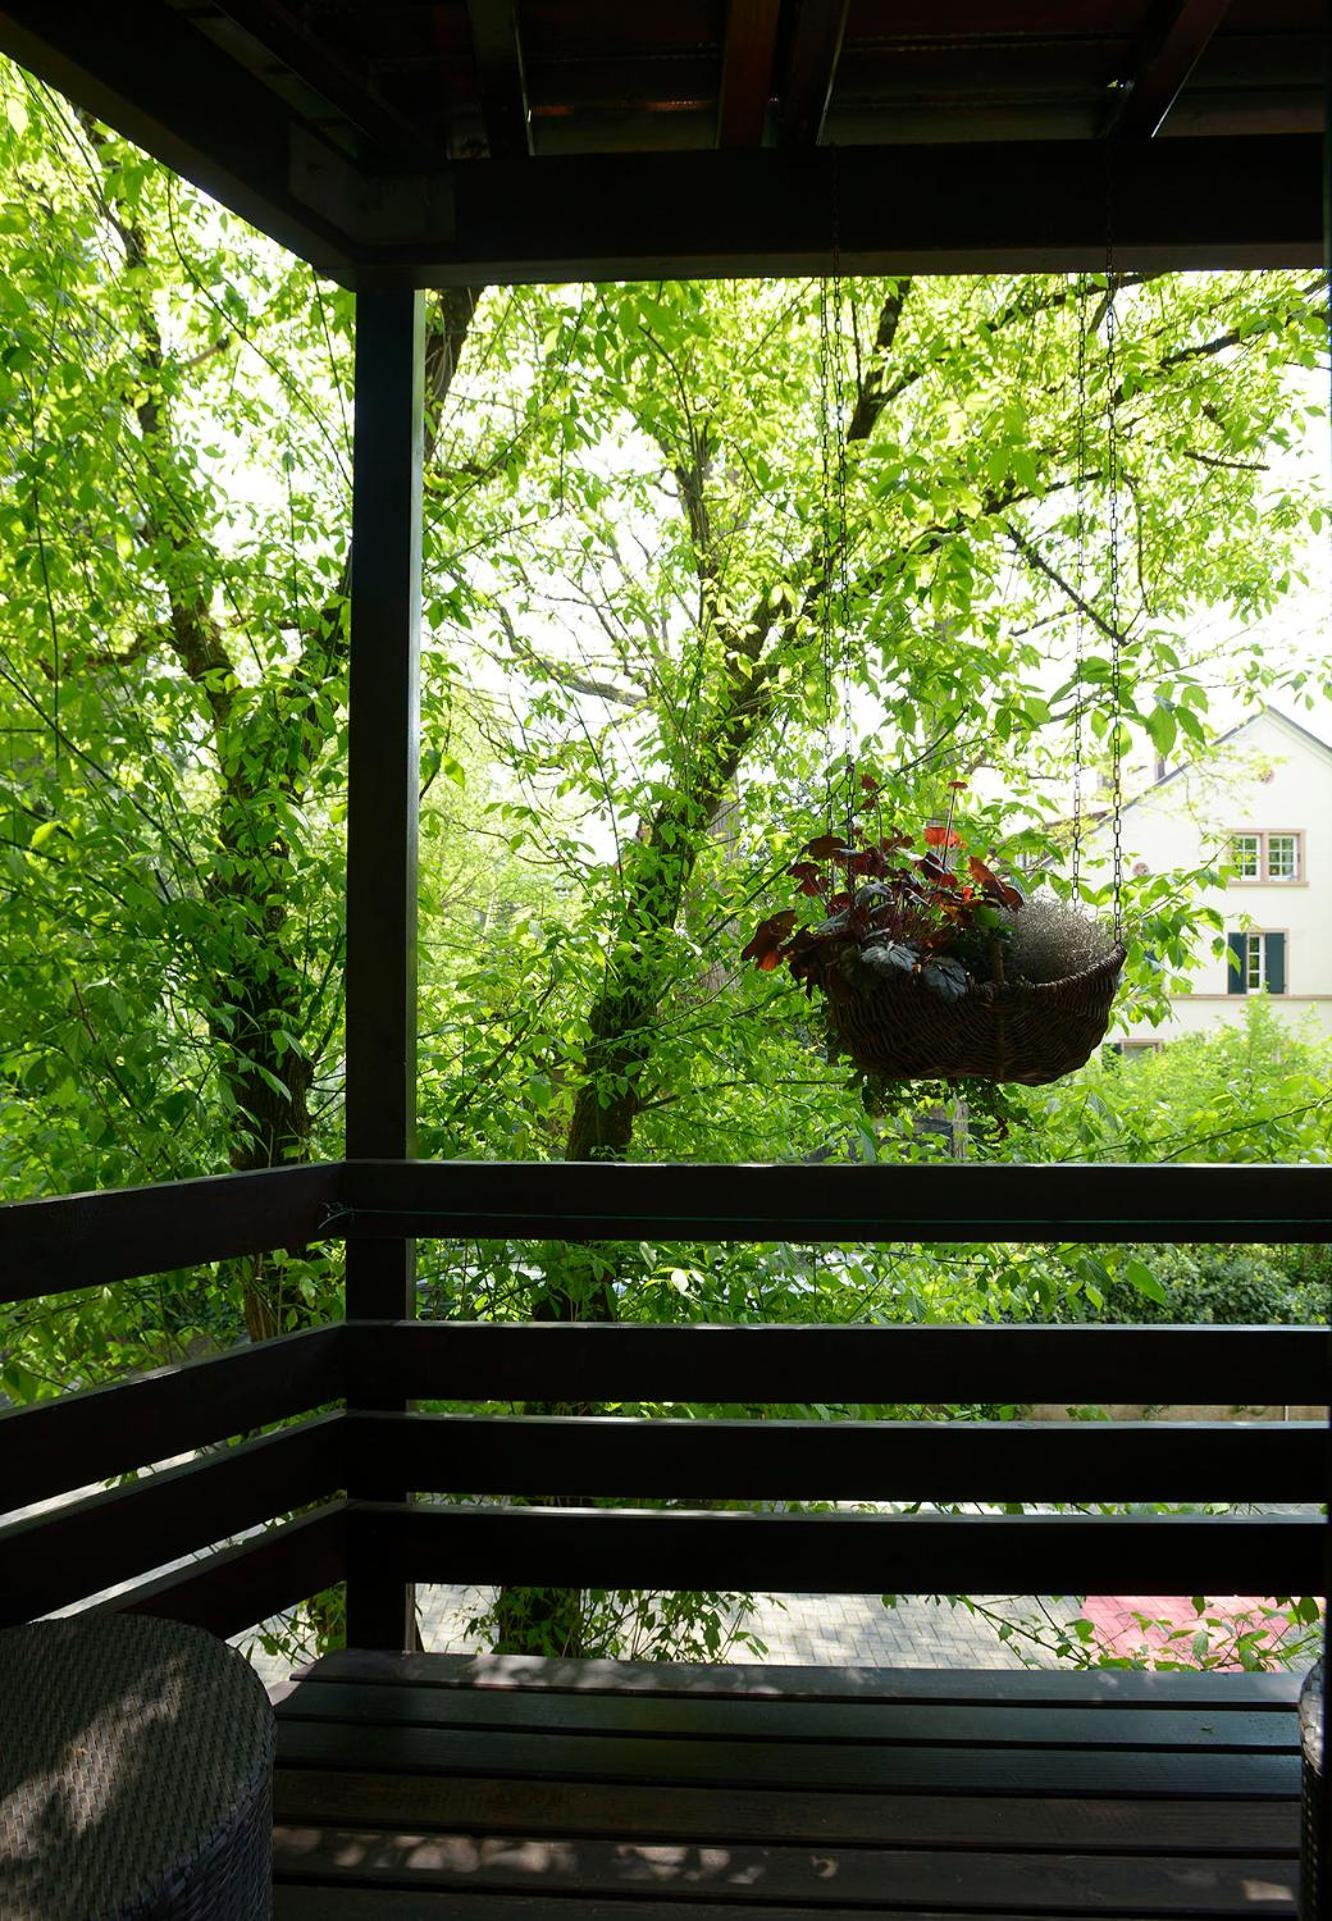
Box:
820;941;1126;1086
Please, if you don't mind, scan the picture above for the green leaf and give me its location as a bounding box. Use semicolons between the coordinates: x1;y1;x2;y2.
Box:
1123;1258;1168;1306
1145;703;1177;759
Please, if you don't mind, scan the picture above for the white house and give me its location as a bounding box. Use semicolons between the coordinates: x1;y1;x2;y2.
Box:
1083;706;1332;1045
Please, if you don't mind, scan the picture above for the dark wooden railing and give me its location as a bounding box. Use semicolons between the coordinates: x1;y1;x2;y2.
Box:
1;1163;339;1301
1;1166;348;1636
1;1159;1328;1646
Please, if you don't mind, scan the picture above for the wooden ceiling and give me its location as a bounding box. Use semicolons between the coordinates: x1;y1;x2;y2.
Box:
0;2;1323;283
185;0;1323;159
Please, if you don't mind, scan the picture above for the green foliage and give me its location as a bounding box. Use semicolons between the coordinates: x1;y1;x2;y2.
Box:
1056;1240;1329;1329
1012;996;1332;1165
468;1585;768;1666
956;1592;1322;1673
1;58;1327;1670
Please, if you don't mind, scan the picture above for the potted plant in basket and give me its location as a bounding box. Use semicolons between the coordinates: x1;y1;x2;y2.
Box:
743;780;1124;1086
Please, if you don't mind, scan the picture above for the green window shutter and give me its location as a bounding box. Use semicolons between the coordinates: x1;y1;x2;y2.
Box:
1265;932;1286;995
1226;932;1247;994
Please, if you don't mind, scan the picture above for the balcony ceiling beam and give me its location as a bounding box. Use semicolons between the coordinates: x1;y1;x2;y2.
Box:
717;0;782;148
0;0;357;277
465;0;532;159
1109;0;1236;141
209;0;443;163
343;134;1321;286
776;0;850;148
0;4;1318;281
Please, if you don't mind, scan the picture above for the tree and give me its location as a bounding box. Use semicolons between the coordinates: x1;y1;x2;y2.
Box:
452;270;1326;1180
2;63;1327;1665
0;71;480;1346
424;273;1327;1651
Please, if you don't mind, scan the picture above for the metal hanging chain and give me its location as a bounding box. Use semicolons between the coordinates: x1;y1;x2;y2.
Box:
1070;271;1090;904
1103;161;1126;945
817;273;837;830
829;148;855;837
817;146;855;838
832;277;855;840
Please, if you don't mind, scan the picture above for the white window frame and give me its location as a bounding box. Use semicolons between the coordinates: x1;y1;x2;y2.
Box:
1239;930;1288;994
1227;830;1304;884
1265;832;1299;881
1230;833;1260;878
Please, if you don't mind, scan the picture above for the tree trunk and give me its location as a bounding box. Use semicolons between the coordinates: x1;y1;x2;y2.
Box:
498;285;916;1656
85;127;481;1337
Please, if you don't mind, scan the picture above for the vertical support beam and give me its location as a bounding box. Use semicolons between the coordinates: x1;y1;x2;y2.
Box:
344;288;425;1651
717;0;782;149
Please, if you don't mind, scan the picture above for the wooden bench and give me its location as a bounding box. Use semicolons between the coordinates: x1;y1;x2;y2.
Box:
270;1650;1303;1917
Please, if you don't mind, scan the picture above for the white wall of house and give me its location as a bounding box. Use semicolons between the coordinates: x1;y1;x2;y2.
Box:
1082;708;1332;1043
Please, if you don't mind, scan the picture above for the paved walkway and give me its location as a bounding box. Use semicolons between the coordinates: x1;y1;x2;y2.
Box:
239;1587;1052;1689
413;1586;1059;1669
247;1581;1321;1690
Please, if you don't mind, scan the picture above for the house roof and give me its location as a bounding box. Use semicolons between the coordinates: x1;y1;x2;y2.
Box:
1069;705;1332;845
1128;704;1332;811
0;2;1322;288
1250;704;1332;766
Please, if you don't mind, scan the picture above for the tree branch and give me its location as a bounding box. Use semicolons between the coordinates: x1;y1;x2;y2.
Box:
1182;447;1269;473
494;603;643;706
1001;519;1128;649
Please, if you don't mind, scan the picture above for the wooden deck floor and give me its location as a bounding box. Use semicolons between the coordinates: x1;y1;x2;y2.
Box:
270;1651;1304;1918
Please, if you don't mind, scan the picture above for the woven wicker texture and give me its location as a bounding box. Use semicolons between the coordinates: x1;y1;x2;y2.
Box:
0;1614;273;1920
824;944;1126;1084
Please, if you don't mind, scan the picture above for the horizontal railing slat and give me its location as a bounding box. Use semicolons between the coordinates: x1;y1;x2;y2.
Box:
348;1321;1331;1406
346;1411;1328;1504
0;1413;346;1624
351;1501;1325;1597
1;1162;341;1300
111;1501;348;1640
6;1159;1331;1303
302;1647;1302;1706
1;1324;344;1511
339;1159;1332;1243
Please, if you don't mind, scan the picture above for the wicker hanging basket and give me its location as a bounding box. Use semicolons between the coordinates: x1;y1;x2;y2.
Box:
819;941;1126;1085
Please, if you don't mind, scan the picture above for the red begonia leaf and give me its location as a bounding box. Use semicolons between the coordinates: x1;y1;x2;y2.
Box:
741;909;797;969
788;860;827;898
803;833;845;859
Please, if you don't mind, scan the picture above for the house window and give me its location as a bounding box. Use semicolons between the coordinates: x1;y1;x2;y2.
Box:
1227;930;1287;995
1230;834;1260;878
1228;831;1303;882
1267;833;1299;880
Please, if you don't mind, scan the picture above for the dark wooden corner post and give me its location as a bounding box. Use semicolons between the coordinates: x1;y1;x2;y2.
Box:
344;289;425;1650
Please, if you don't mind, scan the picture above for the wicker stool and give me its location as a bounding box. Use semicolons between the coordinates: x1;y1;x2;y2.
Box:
0;1614;273;1920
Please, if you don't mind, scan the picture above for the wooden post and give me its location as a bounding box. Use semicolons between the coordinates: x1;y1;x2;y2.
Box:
343;288;424;1651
